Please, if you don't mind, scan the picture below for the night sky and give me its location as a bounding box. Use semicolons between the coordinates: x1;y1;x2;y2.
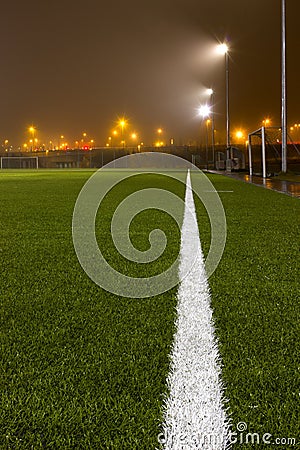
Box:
1;0;299;147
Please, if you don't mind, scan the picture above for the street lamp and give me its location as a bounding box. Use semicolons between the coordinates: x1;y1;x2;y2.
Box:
205;88;215;167
199;104;212;169
216;42;230;158
28;126;36;151
155;128;165;147
112;130;118;146
118;118;128;148
198;104;211;119
235;130;244;141
262;118;271;127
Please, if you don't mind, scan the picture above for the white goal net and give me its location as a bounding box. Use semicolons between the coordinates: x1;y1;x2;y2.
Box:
248;126;300;176
0;156;39;169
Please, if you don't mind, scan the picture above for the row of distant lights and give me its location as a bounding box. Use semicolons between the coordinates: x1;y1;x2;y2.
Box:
3;120;297;150
22;129;95;151
105;121;166;148
12;124;167;151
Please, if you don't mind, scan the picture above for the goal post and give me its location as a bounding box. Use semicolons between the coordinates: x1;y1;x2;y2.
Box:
248;126;282;178
0;156;39;169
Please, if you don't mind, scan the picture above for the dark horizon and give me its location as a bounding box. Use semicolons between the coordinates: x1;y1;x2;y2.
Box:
1;0;299;148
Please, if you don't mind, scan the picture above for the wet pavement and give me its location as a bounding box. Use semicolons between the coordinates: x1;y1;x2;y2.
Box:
208;171;300;199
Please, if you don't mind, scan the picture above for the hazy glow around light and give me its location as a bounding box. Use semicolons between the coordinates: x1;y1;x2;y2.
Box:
262;118;271;126
198;104;211;118
235;130;244;139
118;117;128;130
206;88;214;96
216;43;229;55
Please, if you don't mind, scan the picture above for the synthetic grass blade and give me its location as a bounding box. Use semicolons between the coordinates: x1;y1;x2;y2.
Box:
160;170;230;449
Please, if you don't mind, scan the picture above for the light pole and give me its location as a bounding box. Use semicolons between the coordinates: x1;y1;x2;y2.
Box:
281;0;287;173
206;88;215;167
118;118;127;148
199;104;211;170
28;126;36;151
156;128;164;147
205;119;211;170
216;43;230;158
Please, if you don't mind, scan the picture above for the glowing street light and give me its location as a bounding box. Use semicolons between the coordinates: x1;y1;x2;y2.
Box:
198;104;211;119
199;104;212;169
29;126;35;135
118;118;128;134
118;117;128;147
234;130;246;145
216;43;229;56
28;126;36;151
262;118;271;127
235;130;244;140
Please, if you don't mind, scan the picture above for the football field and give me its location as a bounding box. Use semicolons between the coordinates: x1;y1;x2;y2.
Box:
1;169;299;449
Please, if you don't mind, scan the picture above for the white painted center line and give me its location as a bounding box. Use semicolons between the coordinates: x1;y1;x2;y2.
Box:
161;170;230;450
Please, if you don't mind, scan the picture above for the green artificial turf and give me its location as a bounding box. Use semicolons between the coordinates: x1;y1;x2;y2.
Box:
0;169;185;449
192;172;300;449
1;169;299;449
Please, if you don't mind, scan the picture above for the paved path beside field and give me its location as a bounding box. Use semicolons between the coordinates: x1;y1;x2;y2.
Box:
207;171;300;198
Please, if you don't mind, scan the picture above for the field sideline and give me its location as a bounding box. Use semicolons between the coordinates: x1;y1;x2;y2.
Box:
0;169;299;449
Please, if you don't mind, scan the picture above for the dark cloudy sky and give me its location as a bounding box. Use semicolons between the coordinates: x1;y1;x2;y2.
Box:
1;0;299;147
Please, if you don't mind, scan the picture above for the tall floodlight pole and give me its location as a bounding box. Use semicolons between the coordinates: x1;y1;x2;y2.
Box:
217;43;230;159
281;0;287;173
225;50;230;153
206;88;215;167
198;104;212;169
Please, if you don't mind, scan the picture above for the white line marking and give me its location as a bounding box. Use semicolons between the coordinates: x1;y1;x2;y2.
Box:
161;170;230;449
